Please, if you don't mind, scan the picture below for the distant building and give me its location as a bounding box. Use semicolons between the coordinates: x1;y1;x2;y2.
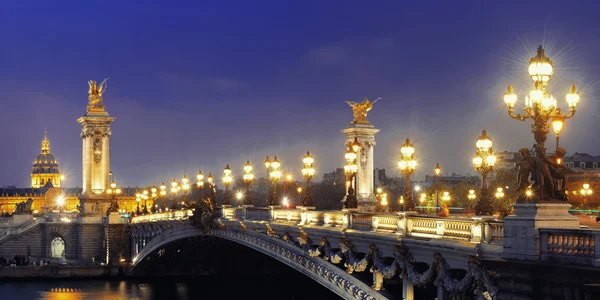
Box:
373;168;387;186
424;173;481;188
321;168;345;185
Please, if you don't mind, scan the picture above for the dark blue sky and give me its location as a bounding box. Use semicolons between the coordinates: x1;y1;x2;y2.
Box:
1;1;599;188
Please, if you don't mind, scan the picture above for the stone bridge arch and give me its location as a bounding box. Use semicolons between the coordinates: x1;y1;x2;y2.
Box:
131;224;384;300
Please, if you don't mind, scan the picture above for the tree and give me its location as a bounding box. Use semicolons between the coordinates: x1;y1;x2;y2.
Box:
451;182;477;213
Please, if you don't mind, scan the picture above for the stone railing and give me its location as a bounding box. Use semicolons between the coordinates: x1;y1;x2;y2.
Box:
540;228;600;266
131;209;193;224
132;207;506;244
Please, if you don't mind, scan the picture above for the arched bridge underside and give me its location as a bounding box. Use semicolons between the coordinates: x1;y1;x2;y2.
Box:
132;224;383;300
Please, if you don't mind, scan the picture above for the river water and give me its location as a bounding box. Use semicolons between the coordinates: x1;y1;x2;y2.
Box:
0;275;337;300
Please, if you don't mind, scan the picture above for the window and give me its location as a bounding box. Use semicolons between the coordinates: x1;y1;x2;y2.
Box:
594;162;598;169
580;162;586;169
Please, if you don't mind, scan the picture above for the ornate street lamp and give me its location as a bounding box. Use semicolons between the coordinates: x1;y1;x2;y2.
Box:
197;170;204;188
419;193;427;205
148;186;157;214
243;161;254;206
473;130;496;215
222;165;233;205
106;180;121;214
159;183;167;211
135;189;141;215
170;179;178;209
268;157;281;206
434;163;441;212
467;189;477;201
503;45;580;202
207;173;216;206
284;174;293;201
578;183;593;208
264;156;271;206
344;141;359;209
398;138;417;211
181;175;190;206
302;151;316;207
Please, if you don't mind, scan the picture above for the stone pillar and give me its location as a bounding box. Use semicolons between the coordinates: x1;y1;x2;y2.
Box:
341;124;380;212
502;203;579;260
77;108;114;217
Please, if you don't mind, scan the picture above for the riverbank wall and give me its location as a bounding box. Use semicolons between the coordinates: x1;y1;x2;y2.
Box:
0;265;126;279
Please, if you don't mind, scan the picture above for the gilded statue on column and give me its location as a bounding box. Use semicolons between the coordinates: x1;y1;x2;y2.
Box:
87;78;109;112
346;97;380;124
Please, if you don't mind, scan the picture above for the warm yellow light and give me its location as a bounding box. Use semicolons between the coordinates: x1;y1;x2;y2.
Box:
441;191;450;201
143;190;148;196
583;183;590;190
476;130;492;152
286;174;293;182
282;197;290;207
434;163;441;176
485;155;496;166
111;181;117;189
345;147;357;162
473;156;483;167
244;161;253;173
264;156;271;168
207;173;213;183
160;183;166;191
197;170;204;182
528;46;553;82
566;84;580;108
115;188;121;194
56;195;65;206
60;175;65;180
303;151;314;165
376;187;383;194
351;137;361;153
420;193;426;203
399;196;404;204
525;189;533;197
504;85;517;107
414;186;421;192
171;179;177;188
398;161;407;170
151;187;157;193
270;170;281;179
271;157;281;170
297;187;303;193
107;188;112;194
587;189;593;195
236;192;243;200
223;165;232;176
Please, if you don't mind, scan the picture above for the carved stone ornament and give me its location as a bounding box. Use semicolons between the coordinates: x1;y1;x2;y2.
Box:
93;136;103;164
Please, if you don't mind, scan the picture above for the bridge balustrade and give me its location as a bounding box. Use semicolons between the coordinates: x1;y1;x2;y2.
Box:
540;228;600;266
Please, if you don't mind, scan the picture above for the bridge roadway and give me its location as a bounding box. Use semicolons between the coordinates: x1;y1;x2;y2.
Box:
128;206;600;299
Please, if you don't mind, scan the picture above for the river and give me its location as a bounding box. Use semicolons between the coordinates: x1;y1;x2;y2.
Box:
0;275;338;300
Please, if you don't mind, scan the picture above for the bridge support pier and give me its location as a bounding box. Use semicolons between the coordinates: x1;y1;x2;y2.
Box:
437;286;449;300
402;277;414;300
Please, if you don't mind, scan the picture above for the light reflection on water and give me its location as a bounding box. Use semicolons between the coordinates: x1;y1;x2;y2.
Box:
0;280;192;300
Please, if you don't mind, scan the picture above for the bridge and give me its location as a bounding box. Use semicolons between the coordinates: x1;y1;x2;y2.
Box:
126;206;600;299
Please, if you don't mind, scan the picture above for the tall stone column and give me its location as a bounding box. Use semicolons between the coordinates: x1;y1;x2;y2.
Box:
341;123;380;212
77;79;115;220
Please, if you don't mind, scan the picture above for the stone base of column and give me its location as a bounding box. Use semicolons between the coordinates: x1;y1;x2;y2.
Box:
79;194;112;221
357;196;378;212
502;202;578;260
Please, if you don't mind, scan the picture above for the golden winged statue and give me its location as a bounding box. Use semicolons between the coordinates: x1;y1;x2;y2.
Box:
346;97;380;124
87;78;109;112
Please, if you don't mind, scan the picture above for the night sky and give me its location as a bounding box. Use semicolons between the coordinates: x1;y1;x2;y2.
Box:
1;1;599;188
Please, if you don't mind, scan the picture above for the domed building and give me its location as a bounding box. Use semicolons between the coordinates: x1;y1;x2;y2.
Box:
31;131;62;188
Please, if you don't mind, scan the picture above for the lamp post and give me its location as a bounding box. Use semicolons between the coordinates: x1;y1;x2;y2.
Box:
579;183;593;209
170;179;178;210
473;130;496;215
106;180;122;214
434;163;441;212
159;183;167;211
207;173;216;206
344;139;360;209
181;175;190;206
302;151;316;207
243;161;254;206
135;190;141;215
269;157;281;206
503;45;580;202
223;165;232;205
468;189;477;200
196;170;205;201
284;174;293;200
441;191;451;202
264;156;271;206
148;186;156;214
398;138;417;211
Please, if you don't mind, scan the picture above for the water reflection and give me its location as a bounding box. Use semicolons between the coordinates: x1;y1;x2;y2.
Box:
0;276;336;300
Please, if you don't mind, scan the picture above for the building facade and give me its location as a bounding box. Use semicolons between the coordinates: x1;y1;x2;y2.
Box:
321;168;346;186
31;132;62;188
